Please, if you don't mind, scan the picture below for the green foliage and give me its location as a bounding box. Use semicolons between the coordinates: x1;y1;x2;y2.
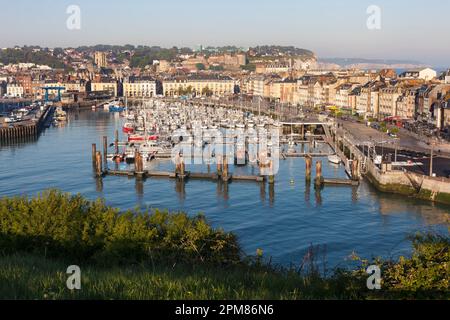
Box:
0;48;67;69
381;233;449;296
201;86;213;96
209;65;224;71
240;64;256;72
390;127;399;134
0;190;240;265
195;63;206;70
129;47;180;69
0;191;447;300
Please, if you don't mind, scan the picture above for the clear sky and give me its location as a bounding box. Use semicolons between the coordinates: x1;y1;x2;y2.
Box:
1;0;449;66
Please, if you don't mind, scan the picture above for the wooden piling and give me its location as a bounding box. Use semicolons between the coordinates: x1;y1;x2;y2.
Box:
114;130;119;154
95;151;103;177
135;151;144;177
351;159;359;180
268;160;274;184
305;155;312;180
180;156;185;176
314;160;323;187
217;156;223;177
103;136;108;170
92;143;97;164
222;156;229;182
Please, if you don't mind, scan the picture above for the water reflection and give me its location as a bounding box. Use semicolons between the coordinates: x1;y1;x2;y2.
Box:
0;108;448;267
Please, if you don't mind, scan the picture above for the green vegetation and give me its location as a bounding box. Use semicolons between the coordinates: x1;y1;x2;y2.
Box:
240;63;256;72
195;63;206;71
0;47;67;69
0;190;448;300
209;65;224;71
129;47;182;68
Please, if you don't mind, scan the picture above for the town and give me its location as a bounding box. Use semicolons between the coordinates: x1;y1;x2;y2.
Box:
1;45;449;140
0;0;449;306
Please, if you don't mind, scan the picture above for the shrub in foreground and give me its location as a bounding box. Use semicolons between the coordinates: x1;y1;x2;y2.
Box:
0;189;240;265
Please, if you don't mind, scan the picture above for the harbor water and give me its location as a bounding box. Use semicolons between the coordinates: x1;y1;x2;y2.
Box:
0;109;448;268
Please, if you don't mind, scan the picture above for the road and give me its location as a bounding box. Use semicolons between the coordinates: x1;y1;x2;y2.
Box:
340;119;450;178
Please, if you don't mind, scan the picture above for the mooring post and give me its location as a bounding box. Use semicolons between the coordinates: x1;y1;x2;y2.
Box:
222;156;229;182
314;160;323;188
179;155;185;178
92;143;97;164
135;151;144;178
114;129;119;154
217;156;222;177
95;151;103;177
305;155;312;180
103;136;108;170
352;159;359;180
268;160;275;184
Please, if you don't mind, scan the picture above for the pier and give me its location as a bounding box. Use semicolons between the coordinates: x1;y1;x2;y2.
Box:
0;105;54;143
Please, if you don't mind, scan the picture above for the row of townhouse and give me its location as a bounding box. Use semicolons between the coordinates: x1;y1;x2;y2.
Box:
162;74;235;97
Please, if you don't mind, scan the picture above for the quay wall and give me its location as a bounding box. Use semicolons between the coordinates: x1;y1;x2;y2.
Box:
336;125;450;205
0;105;54;143
366;160;450;205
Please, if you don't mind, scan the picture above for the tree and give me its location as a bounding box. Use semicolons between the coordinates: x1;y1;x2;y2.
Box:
196;63;206;71
201;86;213;97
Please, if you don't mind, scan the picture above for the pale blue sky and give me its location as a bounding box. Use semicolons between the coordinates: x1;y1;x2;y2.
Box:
1;0;449;66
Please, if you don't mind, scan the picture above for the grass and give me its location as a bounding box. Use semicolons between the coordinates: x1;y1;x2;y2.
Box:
0;253;365;300
0;190;448;300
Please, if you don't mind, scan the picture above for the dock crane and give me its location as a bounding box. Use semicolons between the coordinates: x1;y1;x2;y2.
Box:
40;86;66;103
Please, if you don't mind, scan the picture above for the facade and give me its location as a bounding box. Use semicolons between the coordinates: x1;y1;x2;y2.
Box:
399;68;437;81
379;86;403;118
245;76;265;96
335;83;358;110
396;88;417;119
6;83;24;97
94;51;107;68
16;74;32;96
91;81;118;96
163;75;235;97
123;78;157;98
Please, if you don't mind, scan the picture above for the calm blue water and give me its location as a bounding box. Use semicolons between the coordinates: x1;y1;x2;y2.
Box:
0;109;448;268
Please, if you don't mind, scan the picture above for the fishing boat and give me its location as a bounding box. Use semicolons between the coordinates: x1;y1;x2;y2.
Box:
128;134;158;142
109;105;126;112
54;107;67;121
139;142;166;161
328;154;341;164
122;123;134;133
124;145;137;163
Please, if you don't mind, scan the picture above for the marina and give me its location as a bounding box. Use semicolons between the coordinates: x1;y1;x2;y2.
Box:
0;105;447;267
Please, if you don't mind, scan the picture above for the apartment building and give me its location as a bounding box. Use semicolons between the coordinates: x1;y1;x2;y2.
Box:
399;68;437;81
6;83;24;97
396;88;418;119
163;74;235;97
91;80;118;96
379;86;403;118
16;74;32;96
335;83;359;110
123;77;157;98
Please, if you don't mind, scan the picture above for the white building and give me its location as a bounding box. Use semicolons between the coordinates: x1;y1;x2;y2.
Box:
123;78;157;98
399;68;437;81
6;83;24;97
91;81;117;97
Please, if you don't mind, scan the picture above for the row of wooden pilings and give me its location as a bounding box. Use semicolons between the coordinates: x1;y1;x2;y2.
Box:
91;132;276;184
0;125;38;142
92;133;120;177
304;155;324;188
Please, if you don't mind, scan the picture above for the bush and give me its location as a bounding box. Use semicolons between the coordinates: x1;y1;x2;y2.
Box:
0;190;241;265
